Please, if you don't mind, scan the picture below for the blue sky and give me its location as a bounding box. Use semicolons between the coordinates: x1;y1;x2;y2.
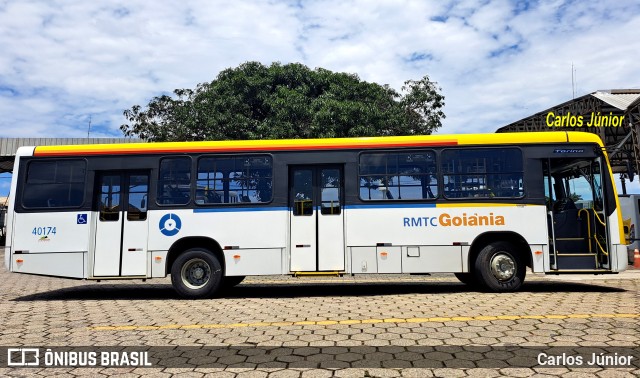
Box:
1;0;640;195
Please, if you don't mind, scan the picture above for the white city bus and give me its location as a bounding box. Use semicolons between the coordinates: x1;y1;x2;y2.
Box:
3;132;628;298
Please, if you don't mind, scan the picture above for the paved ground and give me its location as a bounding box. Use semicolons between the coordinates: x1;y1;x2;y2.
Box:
0;251;638;377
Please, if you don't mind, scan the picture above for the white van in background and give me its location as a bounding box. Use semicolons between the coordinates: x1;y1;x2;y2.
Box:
619;194;640;264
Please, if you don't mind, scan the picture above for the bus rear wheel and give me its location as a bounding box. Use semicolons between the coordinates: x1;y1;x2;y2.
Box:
474;242;525;292
171;248;222;299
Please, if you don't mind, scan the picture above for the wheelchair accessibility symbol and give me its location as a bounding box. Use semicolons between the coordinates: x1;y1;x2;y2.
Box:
159;213;181;236
77;214;87;224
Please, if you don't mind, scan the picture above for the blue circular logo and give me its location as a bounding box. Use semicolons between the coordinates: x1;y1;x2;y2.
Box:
159;213;182;236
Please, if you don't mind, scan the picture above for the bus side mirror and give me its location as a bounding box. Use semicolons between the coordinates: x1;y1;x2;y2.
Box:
627;161;635;182
140;198;146;209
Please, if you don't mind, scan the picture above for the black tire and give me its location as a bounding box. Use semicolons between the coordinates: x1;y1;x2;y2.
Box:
221;276;245;289
171;248;223;299
454;272;477;286
474;241;526;292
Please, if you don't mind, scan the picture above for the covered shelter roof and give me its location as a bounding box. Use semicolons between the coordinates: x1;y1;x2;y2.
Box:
0;138;141;173
497;89;640;177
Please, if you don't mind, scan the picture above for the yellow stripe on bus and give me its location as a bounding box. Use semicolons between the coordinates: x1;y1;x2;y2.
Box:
32;131;603;157
435;203;530;208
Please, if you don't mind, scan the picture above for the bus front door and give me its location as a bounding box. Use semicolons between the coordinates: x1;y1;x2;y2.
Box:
544;158;611;271
289;166;345;272
93;172;149;277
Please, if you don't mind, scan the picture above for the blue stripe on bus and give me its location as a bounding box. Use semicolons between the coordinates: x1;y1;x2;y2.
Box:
344;203;436;210
193;207;289;213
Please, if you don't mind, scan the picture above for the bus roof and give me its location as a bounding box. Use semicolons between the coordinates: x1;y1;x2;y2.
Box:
31;131;603;157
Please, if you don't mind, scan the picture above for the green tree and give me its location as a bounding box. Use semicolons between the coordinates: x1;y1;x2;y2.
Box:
568;192;583;202
121;62;445;141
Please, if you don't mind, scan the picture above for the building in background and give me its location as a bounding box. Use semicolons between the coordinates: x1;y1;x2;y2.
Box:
497;89;640;194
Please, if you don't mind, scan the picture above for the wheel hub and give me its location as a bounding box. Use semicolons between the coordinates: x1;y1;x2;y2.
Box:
490;253;516;281
181;258;211;289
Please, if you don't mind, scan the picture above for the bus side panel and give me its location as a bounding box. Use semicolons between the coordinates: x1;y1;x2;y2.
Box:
12;252;85;278
223;248;284;276
12;212;92;254
11;212;92;278
402;246;462;273
147;209;288;274
345;205;547;273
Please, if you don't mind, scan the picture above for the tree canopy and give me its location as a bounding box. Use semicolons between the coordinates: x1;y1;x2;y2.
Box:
121;62;445;141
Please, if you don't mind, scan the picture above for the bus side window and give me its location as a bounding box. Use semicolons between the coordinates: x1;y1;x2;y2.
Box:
157;157;191;206
98;174;121;221
197;155;273;205
23;160;86;209
100;202;120;221
127;175;148;221
442;148;523;199
359;151;437;201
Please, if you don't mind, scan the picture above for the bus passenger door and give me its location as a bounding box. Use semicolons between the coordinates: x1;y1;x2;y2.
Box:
289;166;345;272
544;158;610;271
93;172;149;277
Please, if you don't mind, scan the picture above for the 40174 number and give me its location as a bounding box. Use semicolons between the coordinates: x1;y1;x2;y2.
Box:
32;226;57;236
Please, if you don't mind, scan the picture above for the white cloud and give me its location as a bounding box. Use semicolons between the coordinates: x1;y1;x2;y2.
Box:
0;0;638;162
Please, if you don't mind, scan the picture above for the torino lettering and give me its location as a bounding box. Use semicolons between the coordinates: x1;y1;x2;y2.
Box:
403;213;505;227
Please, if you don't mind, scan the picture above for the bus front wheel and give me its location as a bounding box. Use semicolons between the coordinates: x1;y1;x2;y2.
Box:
474;242;525;292
171;248;222;299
